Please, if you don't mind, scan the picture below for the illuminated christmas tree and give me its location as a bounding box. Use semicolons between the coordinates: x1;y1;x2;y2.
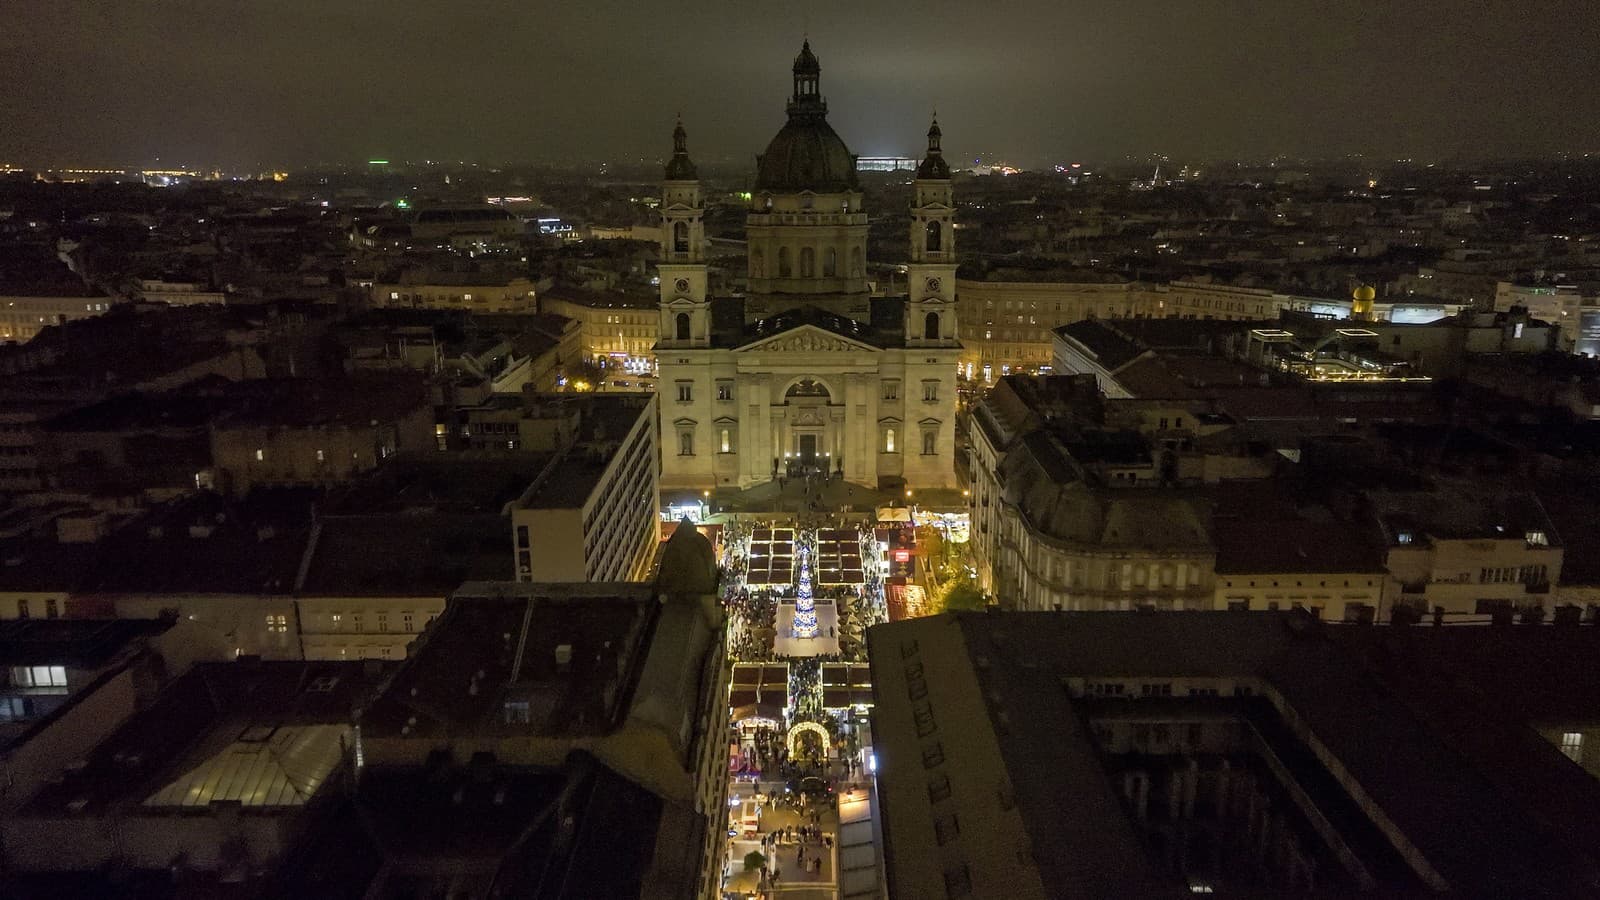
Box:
793;546;818;638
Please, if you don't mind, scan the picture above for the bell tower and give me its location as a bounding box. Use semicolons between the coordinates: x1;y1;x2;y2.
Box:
659;118;710;348
906;117;957;347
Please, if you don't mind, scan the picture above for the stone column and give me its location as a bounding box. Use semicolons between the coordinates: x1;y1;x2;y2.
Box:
741;374;769;488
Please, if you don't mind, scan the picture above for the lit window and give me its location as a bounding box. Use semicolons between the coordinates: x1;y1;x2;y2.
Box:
330;613;342;630
1527;530;1548;546
885;428;896;453
266;614;288;633
316;449;325;462
10;665;67;688
720;429;732;453
1562;732;1584;764
255;448;265;461
1396;531;1413;544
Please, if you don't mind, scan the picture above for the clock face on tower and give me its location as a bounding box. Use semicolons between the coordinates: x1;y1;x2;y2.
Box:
675;278;691;294
925;277;942;294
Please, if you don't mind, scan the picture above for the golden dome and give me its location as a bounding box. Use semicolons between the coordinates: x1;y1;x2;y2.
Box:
1353;285;1376;302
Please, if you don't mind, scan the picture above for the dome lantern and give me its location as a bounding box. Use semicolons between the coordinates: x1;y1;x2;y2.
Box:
917;115;951;180
665;117;697;181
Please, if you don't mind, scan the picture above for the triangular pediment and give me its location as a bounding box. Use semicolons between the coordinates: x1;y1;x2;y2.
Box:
712;415;739;425
735;323;880;354
918;416;943;426
663;296;702;308
672;417;698;426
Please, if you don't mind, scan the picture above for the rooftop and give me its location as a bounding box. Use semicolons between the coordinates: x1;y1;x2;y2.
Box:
273;751;702;900
359;585;657;740
870;611;1600;898
214;375;429;429
23;660;388;816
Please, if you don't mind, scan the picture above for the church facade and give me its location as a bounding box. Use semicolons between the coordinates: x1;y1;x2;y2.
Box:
656;41;961;492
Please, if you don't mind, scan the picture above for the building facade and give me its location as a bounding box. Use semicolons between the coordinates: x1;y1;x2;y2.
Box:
0;292;116;343
655;43;960;492
512;394;660;582
540;290;659;375
372;276;538;314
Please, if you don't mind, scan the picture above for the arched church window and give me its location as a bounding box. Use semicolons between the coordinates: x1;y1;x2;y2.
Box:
823;248;837;277
673;221;689;254
800;247;815;278
675;312;691;342
751;248;765;278
779;247;792;278
926;221;942;253
924;312;940;341
850;247;863;278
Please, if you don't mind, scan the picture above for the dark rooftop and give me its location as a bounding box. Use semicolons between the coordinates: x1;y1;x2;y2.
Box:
214;375;429;429
873;611;1600;899
23;660;388;816
273;751;702;900
360;586;656;740
0;617;166;669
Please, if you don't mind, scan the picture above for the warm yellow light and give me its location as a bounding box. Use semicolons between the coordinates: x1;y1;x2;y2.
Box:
905;489;914;498
703;490;711;498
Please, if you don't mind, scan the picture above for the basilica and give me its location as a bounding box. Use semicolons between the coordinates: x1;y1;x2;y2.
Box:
656;40;961;492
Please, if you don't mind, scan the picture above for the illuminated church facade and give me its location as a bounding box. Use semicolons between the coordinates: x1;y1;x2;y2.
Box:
656;41;961;492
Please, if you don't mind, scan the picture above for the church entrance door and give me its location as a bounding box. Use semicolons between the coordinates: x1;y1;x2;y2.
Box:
799;433;818;466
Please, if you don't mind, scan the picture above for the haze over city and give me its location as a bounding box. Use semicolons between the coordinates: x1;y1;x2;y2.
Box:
4;0;1600;169
11;5;1600;899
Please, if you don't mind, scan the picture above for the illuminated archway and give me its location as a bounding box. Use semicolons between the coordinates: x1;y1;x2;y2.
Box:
787;720;833;758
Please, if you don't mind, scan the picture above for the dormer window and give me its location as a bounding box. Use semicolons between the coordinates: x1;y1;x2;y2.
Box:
1527;530;1548;546
1396;531;1414;545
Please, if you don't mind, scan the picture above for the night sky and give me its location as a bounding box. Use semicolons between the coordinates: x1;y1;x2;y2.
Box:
3;0;1598;169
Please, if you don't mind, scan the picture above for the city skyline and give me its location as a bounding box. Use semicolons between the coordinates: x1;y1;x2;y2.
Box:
4;1;1600;170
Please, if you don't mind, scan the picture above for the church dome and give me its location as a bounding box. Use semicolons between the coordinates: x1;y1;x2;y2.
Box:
756;118;858;192
754;40;858;193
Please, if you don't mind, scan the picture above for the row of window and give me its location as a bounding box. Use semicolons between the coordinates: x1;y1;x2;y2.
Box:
749;245;863;279
12;599;60;619
674;425;943;457
1481;565;1548;585
9;665;67;688
314;612;422;633
674;380;941;403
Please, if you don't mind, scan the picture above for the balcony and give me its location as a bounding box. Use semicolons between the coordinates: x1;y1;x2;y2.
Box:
746;212;868;228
